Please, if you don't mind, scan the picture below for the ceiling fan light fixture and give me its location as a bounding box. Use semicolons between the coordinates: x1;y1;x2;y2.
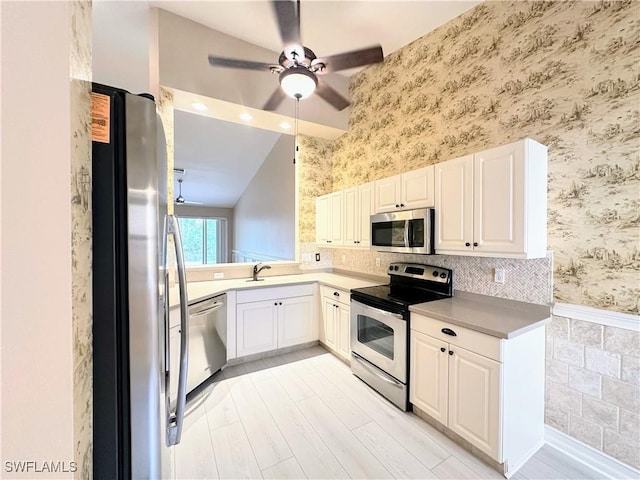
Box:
279;67;317;100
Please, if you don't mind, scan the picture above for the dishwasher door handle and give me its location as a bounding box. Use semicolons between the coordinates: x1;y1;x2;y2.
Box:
189;302;224;318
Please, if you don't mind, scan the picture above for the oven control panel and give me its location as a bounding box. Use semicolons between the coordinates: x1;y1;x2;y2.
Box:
388;262;451;284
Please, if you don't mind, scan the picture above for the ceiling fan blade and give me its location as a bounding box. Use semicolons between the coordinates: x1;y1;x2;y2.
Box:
315;78;350;111
272;0;303;60
263;87;287;111
208;55;274;72
314;45;384;73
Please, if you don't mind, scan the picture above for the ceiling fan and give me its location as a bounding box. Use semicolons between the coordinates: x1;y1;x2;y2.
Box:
207;0;384;111
175;178;203;205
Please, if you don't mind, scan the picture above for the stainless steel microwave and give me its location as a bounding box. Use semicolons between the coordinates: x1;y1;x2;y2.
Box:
370;208;435;254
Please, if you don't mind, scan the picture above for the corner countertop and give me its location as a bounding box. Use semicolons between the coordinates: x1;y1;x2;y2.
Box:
409;291;551;339
169;272;385;307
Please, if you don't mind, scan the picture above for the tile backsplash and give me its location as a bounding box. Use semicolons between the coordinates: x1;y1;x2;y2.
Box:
300;243;553;306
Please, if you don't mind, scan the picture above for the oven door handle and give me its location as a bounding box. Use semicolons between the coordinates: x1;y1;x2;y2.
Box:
354;301;404;320
351;353;403;387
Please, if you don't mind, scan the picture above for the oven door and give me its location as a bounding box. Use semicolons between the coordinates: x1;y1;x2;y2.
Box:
350;300;407;382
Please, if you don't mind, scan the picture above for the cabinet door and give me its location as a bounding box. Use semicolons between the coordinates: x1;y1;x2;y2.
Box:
402;166;435;209
374;175;402;212
410;331;449;424
315;195;330;244
434;155;474;253
336;303;351;360
448;346;501;461
322;298;337;350
343;187;358;246
236;300;278;356
357;182;374;247
473;142;525;256
278;296;315;348
329;192;344;245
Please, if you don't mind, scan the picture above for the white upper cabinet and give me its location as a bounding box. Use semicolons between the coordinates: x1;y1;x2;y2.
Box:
434;154;474;252
402;166;435;209
315;191;344;246
315;195;329;244
344;181;374;247
375;166;435;213
435;138;547;258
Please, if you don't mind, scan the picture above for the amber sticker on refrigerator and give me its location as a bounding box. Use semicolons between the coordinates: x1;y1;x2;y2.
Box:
91;92;110;143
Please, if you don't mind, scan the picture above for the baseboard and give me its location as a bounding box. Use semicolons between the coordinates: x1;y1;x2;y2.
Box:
545;426;640;479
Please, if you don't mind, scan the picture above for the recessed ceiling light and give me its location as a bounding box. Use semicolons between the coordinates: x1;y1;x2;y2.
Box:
240;113;253;121
191;102;208;112
280;122;292;129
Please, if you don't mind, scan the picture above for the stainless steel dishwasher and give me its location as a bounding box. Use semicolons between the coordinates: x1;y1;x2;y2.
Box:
187;293;227;394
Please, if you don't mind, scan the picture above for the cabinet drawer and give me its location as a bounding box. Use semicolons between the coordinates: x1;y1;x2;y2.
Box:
411;313;503;362
320;285;350;306
237;284;314;303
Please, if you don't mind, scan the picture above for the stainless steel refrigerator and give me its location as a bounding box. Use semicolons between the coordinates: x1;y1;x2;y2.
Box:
92;83;189;479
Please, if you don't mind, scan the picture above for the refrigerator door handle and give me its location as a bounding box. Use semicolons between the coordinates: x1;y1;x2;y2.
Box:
166;214;189;446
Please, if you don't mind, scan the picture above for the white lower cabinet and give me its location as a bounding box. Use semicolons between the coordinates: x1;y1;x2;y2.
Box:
320;286;351;361
236;285;316;357
410;313;545;476
236;300;279;356
278;296;316;348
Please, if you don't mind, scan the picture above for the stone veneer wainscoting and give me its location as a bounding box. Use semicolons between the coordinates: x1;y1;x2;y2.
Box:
546;312;640;470
297;0;639;472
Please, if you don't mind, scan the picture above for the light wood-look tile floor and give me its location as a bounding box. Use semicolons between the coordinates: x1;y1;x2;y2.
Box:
173;345;604;480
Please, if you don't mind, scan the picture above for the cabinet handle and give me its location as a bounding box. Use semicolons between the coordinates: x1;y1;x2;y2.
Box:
333;292;340;297
395;204;400;208
279;302;282;305
441;328;457;337
400;203;405;207
327;240;332;243
449;350;454;356
440;347;446;353
274;302;278;306
465;242;471;247
473;242;478;247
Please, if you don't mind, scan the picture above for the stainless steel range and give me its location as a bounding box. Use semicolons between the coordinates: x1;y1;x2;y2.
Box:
350;263;453;411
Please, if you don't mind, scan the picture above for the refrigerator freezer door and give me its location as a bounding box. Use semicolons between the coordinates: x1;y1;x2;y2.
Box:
125;92;169;479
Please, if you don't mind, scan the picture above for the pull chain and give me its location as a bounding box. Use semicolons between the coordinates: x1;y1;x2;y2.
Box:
293;97;300;165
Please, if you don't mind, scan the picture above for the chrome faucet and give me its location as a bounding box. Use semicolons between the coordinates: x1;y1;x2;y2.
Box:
252;262;271;281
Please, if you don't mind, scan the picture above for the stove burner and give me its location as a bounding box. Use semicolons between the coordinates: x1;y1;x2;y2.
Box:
351;262;453;313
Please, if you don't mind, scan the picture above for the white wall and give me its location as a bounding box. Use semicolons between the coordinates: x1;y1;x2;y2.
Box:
1;1;75;475
234;135;295;261
93;0;150;93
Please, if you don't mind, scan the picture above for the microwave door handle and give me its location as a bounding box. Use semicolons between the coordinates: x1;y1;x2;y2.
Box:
403;220;410;247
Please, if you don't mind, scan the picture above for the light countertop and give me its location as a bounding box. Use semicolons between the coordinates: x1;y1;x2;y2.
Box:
169;272;385;307
409;291;551;339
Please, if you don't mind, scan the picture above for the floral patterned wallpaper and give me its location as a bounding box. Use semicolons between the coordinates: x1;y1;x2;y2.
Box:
299;0;639;315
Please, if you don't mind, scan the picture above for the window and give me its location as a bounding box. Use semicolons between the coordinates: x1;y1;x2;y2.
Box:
178;217;227;265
